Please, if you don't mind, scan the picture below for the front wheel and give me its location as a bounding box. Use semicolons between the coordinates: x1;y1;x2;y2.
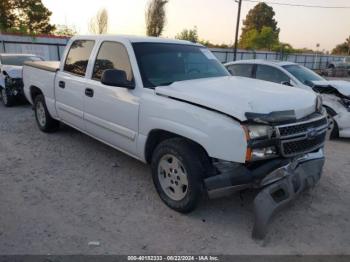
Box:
1;88;14;107
34;94;60;132
151;138;205;213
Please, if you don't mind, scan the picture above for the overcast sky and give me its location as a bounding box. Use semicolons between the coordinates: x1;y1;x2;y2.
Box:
42;0;350;51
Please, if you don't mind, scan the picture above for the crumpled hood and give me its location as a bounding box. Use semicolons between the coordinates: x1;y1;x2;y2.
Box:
311;80;350;97
1;65;22;78
155;76;317;121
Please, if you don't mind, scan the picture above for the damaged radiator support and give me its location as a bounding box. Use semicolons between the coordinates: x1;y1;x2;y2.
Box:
204;149;325;239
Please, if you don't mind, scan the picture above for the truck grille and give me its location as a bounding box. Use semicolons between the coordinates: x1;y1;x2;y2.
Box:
277;115;328;157
278;117;327;137
281;133;326;157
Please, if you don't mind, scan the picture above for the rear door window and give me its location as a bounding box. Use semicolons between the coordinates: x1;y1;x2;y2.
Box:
226;64;254;78
255;65;290;84
64;40;95;76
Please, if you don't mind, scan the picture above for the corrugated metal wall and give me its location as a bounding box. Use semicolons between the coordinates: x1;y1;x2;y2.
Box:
0;34;69;61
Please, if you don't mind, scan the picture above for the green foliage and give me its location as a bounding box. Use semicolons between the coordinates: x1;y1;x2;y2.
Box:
0;0;55;34
175;27;199;43
199;40;229;48
241;3;279;36
332;36;350;55
0;0;16;31
239;26;279;50
239;3;280;50
145;0;168;37
55;25;77;37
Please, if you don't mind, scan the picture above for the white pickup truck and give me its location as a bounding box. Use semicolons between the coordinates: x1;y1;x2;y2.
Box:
23;35;328;239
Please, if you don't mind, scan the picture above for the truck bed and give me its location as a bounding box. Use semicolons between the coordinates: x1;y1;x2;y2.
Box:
24;61;60;72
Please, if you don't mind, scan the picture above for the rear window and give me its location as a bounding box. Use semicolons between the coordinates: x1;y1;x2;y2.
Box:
0;55;43;66
64;40;95;76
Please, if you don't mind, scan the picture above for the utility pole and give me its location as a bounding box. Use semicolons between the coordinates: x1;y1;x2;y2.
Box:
233;0;242;61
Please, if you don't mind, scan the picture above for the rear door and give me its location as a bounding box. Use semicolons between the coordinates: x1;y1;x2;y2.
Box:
255;64;291;84
83;41;140;155
226;63;254;78
55;40;95;130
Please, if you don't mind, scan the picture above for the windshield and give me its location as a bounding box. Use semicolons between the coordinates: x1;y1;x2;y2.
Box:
283;64;324;85
0;55;43;66
132;43;229;88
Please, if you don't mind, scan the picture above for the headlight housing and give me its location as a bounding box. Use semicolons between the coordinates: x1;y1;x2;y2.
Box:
244;125;278;161
245;125;273;139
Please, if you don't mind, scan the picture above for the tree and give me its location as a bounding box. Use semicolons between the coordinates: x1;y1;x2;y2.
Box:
55;24;77;37
239;2;280;49
239;26;278;50
16;0;55;34
0;0;16;31
89;8;108;34
175;27;199;43
332;36;350;55
0;0;55;34
145;0;168;37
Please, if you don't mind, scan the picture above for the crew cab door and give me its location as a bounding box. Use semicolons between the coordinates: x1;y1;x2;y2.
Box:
83;41;139;155
55;40;95;130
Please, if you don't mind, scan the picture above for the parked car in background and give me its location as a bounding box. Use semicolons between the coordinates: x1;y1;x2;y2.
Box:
0;54;44;107
23;36;327;238
225;60;350;139
327;56;350;69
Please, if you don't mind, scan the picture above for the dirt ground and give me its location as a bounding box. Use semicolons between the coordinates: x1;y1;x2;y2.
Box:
0;104;349;255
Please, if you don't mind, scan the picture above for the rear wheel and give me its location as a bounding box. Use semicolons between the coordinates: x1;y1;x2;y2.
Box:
151;138;206;213
1;88;14;107
34;94;59;132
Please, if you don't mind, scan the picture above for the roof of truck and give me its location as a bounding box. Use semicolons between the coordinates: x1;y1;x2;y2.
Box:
72;35;203;46
225;59;296;67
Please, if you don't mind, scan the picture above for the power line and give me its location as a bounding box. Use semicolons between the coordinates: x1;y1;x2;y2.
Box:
242;0;350;9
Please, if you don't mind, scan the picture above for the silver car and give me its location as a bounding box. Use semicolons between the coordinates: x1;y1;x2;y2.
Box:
225;60;350;139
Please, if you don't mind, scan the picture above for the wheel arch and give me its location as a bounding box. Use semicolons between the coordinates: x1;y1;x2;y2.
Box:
323;105;337;117
30;85;44;103
144;129;210;165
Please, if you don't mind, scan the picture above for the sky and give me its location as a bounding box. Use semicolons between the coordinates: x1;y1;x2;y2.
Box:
42;0;350;51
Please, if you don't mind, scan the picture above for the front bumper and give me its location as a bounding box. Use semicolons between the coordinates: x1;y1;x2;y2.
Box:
204;148;325;239
252;149;325;239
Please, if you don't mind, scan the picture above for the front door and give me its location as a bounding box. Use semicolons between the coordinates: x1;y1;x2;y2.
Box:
83;41;139;155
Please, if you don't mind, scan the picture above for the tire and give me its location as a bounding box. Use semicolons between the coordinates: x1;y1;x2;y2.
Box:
325;107;339;140
1;88;14;107
151;138;206;213
34;94;60;132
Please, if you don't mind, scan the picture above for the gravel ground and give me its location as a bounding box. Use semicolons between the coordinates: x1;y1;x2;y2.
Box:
0;103;349;255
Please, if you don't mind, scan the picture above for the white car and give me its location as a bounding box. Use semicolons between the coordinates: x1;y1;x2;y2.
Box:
225;60;350;139
0;53;43;107
23;35;327;238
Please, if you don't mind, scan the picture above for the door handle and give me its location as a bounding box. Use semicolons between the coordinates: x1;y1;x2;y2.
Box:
58;81;65;89
85;88;94;97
